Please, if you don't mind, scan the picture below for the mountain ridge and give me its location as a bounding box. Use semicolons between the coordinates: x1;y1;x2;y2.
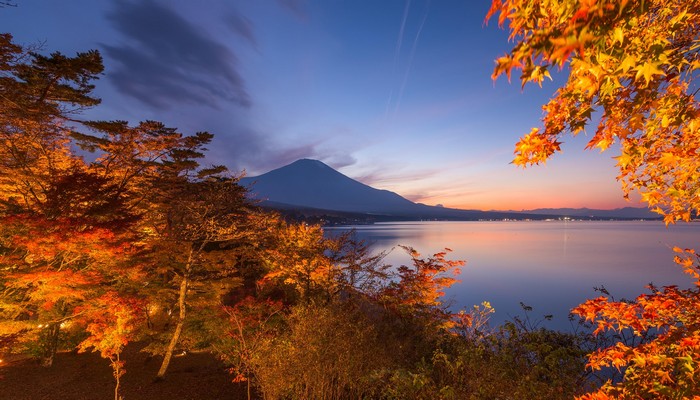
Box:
239;159;659;221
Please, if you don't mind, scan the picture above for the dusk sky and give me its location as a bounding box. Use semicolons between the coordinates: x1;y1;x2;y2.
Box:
1;0;643;211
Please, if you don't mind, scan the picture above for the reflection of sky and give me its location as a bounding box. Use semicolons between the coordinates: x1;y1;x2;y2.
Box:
0;1;642;211
327;221;699;331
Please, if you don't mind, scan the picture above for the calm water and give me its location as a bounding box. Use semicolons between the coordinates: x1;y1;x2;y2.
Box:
326;221;700;331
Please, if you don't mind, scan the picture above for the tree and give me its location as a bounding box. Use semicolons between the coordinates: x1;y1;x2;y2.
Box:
0;35;142;368
230;300;390;400
487;1;700;397
76;292;144;400
142;173;263;379
327;230;392;300
487;0;700;224
573;249;700;398
380;246;463;330
261;222;339;303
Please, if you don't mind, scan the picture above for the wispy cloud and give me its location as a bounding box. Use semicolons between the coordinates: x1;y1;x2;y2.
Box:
225;12;257;48
385;0;411;119
393;0;430;115
276;0;309;21
103;0;250;110
352;167;439;189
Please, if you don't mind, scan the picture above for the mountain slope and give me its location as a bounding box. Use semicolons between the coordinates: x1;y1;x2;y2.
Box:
239;159;421;214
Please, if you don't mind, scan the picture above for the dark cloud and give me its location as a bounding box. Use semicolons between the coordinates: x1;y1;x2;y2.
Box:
103;0;250;109
100;0;354;178
213;136;357;177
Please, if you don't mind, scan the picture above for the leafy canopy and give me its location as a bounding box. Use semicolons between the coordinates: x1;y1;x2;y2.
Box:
487;0;700;224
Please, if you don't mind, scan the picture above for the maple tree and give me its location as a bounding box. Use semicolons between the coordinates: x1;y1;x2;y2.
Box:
0;34;145;369
487;0;700;224
76;292;144;400
487;1;700;397
140;173;263;379
219;297;284;400
380;246;463;329
573;248;700;398
261;222;339;303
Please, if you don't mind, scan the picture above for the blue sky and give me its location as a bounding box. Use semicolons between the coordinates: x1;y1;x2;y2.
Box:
1;0;641;210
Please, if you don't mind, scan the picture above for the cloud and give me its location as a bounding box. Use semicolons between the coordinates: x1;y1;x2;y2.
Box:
276;0;309;20
353;168;439;188
103;0;250;110
99;0;358;178
225;13;257;48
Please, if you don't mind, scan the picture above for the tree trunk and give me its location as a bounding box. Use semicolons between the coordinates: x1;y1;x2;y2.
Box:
112;353;123;400
156;269;189;379
40;323;61;367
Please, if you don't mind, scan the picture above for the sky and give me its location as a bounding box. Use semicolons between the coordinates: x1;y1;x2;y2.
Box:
1;0;644;211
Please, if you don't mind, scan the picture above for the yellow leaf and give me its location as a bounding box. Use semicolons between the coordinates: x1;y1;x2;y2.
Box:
619;54;637;74
613;27;624;45
661;115;670;128
659;152;677;167
635;61;665;85
615;153;633;168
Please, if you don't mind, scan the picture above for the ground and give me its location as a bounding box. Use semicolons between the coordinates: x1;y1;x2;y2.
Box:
0;346;247;400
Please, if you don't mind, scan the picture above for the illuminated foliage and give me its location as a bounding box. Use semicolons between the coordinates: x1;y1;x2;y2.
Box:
487;0;700;223
381;246;463;329
488;1;700;396
77;292;144;400
0;35;142;371
262;222;338;302
220;297;284;400
488;1;700;397
231;301;389;400
573;249;700;399
140;172;265;379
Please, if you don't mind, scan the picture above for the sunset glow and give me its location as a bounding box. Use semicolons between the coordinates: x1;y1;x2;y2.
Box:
0;1;635;211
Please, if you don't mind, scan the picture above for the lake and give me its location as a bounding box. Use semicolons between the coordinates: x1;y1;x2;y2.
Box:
326;221;700;331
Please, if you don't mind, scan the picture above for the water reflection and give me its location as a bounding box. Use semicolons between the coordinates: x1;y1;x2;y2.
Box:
326;221;699;331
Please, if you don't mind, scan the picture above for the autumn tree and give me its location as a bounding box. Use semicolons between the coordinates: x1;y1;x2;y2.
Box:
573;249;700;398
487;0;700;397
261;221;340;303
140;170;264;379
487;0;700;224
380;246;463;329
0;34;143;367
76;292;145;400
327;230;392;300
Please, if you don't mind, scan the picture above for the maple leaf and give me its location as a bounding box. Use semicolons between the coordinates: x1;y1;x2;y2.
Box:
635;61;666;85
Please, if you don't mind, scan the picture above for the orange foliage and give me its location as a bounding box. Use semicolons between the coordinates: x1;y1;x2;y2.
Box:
261;222;338;300
381;246;463;328
77;292;145;400
487;0;700;223
572;249;700;398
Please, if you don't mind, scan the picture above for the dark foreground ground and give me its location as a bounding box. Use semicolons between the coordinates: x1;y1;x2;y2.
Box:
0;347;246;400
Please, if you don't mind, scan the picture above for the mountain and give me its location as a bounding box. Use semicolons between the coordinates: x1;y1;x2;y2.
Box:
240;159;419;214
239;159;659;221
239;159;517;220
